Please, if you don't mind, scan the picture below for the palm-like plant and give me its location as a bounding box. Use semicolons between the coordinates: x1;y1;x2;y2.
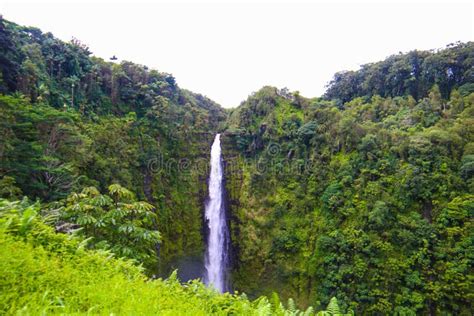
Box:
62;184;160;269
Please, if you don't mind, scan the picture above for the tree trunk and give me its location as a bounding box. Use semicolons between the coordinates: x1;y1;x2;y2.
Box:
423;199;433;223
143;167;154;203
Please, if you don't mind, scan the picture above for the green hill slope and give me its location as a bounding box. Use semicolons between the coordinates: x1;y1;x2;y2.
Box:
0;16;227;272
222;79;473;313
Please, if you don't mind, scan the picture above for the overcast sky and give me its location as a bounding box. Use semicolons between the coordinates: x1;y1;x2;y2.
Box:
1;0;473;107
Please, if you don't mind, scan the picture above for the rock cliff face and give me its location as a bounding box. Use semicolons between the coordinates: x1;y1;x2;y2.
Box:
220;132;245;283
159;131;219;278
220;131;281;300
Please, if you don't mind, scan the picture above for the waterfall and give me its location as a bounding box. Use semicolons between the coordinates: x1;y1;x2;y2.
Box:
204;133;229;293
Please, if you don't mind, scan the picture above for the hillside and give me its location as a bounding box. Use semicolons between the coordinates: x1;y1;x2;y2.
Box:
0;16;227;272
324;42;473;102
221;44;473;313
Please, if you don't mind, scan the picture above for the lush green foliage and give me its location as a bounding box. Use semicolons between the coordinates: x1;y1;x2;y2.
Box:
0;16;227;268
224;82;473;313
59;184;161;270
324;42;474;102
0;199;348;315
1;15;473;315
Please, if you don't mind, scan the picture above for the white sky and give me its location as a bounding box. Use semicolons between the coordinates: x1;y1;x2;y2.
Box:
1;0;473;107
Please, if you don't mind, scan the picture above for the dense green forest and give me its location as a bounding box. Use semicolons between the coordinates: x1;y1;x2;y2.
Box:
1;16;473;315
0;17;228;271
223;84;473;313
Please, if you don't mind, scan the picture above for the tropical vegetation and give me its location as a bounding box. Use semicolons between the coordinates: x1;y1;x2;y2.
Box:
0;15;473;314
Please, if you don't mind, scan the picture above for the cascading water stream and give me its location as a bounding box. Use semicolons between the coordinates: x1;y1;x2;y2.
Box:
204;134;229;293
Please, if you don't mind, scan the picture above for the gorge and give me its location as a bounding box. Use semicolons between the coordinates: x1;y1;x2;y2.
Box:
0;16;473;314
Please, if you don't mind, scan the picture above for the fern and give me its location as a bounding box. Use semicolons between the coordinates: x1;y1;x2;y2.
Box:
254;297;272;316
287;298;297;314
316;297;354;316
302;306;314;316
271;292;284;314
327;297;341;314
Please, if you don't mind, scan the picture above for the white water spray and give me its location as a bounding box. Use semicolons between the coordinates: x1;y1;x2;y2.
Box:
204;134;229;293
